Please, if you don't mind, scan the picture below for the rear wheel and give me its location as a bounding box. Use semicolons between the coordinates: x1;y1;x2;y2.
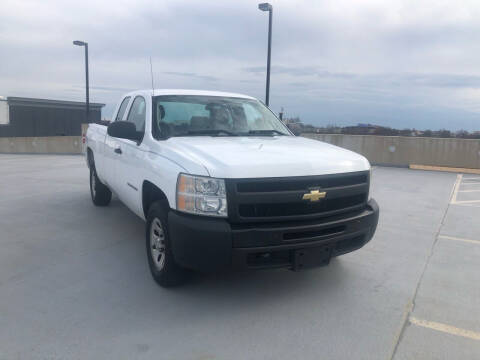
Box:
146;201;188;287
89;166;112;206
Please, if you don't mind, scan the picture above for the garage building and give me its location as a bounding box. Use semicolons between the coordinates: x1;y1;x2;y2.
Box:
0;97;104;137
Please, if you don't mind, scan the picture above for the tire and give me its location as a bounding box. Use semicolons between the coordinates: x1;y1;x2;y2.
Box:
89;165;112;206
146;201;188;287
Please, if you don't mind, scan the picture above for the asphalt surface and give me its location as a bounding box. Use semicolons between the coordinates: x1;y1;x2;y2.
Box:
0;154;479;360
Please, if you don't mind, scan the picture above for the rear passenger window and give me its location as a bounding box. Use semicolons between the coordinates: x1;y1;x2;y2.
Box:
127;96;146;132
115;96;131;121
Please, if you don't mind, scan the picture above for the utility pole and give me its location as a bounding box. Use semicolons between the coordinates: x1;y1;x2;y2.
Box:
258;3;273;106
73;40;90;122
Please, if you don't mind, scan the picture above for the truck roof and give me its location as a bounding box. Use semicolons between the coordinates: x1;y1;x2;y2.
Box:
129;89;256;100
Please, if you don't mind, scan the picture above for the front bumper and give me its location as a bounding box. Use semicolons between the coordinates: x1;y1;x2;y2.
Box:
169;199;379;272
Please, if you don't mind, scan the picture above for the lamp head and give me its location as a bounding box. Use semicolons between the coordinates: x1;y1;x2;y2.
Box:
258;3;272;11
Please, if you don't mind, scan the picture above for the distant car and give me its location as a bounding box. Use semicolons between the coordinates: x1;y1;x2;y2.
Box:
86;89;379;287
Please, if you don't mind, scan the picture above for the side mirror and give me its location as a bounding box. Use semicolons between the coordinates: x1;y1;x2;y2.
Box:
107;121;142;142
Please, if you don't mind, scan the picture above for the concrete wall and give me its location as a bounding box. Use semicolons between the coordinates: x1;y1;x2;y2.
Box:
0;124;89;154
0;136;83;154
303;133;480;169
1;131;479;169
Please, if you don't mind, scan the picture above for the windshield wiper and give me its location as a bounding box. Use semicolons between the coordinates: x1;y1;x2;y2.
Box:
187;129;238;136
247;129;287;136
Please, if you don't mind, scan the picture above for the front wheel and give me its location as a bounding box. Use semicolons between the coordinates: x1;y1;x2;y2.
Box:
146;202;188;287
90;166;112;206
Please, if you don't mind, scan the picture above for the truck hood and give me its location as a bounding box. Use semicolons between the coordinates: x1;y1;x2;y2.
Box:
160;136;370;178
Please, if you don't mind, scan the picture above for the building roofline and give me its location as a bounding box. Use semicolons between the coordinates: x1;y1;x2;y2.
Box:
7;97;105;110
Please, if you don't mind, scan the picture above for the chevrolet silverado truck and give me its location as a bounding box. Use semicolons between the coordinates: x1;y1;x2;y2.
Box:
86;89;379;287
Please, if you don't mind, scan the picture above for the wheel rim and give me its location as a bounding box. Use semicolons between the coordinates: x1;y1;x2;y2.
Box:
150;218;166;271
91;169;97;197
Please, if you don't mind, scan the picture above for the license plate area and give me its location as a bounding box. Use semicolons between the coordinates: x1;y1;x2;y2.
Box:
292;245;333;271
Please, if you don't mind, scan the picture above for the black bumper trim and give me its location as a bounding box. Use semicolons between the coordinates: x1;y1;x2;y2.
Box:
169;199;379;272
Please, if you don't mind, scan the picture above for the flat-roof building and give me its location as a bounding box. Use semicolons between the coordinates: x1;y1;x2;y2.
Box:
0;97;104;137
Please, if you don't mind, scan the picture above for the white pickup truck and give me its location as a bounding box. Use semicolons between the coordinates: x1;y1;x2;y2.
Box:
86;89;379;287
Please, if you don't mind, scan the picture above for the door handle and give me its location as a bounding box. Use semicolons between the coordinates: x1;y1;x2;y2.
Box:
114;147;122;154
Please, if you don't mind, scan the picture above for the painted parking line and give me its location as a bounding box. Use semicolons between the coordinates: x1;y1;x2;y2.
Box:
462;176;480;181
450;174;480;205
438;235;480;245
453;203;480;208
453;200;480;205
450;174;463;204
410;317;480;341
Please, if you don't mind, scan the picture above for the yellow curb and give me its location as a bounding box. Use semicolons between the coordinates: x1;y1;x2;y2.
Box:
410;164;480;175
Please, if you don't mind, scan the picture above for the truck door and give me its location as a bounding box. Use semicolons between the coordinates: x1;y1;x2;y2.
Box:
113;95;148;217
103;96;131;191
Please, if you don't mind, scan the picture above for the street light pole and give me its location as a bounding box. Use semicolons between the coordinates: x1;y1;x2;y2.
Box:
258;3;273;107
73;40;90;123
85;43;89;123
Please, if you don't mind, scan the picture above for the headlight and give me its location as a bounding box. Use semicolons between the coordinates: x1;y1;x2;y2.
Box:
176;174;227;217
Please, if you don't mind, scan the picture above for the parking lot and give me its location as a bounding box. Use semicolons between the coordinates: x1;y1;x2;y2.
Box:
0;154;479;360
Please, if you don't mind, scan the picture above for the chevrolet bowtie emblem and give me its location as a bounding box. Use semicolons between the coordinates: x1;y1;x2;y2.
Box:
302;190;326;202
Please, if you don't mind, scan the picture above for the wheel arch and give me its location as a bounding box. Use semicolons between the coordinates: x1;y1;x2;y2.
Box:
87;147;94;168
142;180;170;218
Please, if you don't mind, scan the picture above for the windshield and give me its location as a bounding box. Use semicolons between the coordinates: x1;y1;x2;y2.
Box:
152;95;291;138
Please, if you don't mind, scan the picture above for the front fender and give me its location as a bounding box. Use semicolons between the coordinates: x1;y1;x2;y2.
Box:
142;151;188;212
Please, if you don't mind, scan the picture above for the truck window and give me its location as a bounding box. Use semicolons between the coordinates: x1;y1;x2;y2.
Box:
126;96;146;132
153;95;291;138
161;102;210;125
115;96;131;121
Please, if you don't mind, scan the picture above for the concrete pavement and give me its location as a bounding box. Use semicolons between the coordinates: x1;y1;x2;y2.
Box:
0;155;479;360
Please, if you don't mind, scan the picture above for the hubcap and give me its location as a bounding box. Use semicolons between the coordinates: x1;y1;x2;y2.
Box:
150;218;166;271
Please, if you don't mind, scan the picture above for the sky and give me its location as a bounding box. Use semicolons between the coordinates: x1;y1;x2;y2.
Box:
1;0;480;131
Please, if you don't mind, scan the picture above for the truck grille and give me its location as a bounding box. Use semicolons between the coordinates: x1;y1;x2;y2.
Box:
226;171;369;223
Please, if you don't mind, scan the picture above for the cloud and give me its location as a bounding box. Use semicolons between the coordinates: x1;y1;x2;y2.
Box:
0;0;480;129
244;65;321;76
72;85;133;92
401;73;480;88
163;71;218;82
244;65;356;79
